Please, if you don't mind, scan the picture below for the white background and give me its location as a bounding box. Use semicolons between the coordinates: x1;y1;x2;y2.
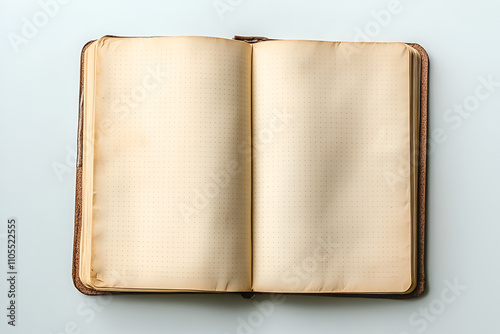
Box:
1;0;499;333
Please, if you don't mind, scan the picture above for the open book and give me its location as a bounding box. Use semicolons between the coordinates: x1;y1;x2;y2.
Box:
73;36;428;298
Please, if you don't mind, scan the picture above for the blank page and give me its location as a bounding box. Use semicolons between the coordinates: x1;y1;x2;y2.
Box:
251;41;414;293
82;37;252;291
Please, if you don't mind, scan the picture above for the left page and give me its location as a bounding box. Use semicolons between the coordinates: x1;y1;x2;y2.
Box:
79;36;252;292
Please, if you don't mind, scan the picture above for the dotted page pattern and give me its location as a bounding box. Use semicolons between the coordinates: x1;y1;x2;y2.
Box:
90;37;252;291
252;41;412;293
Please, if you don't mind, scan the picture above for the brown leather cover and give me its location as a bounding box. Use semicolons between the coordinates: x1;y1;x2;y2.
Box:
72;37;428;298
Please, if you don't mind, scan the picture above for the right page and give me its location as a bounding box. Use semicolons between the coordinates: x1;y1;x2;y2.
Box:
251;41;417;293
